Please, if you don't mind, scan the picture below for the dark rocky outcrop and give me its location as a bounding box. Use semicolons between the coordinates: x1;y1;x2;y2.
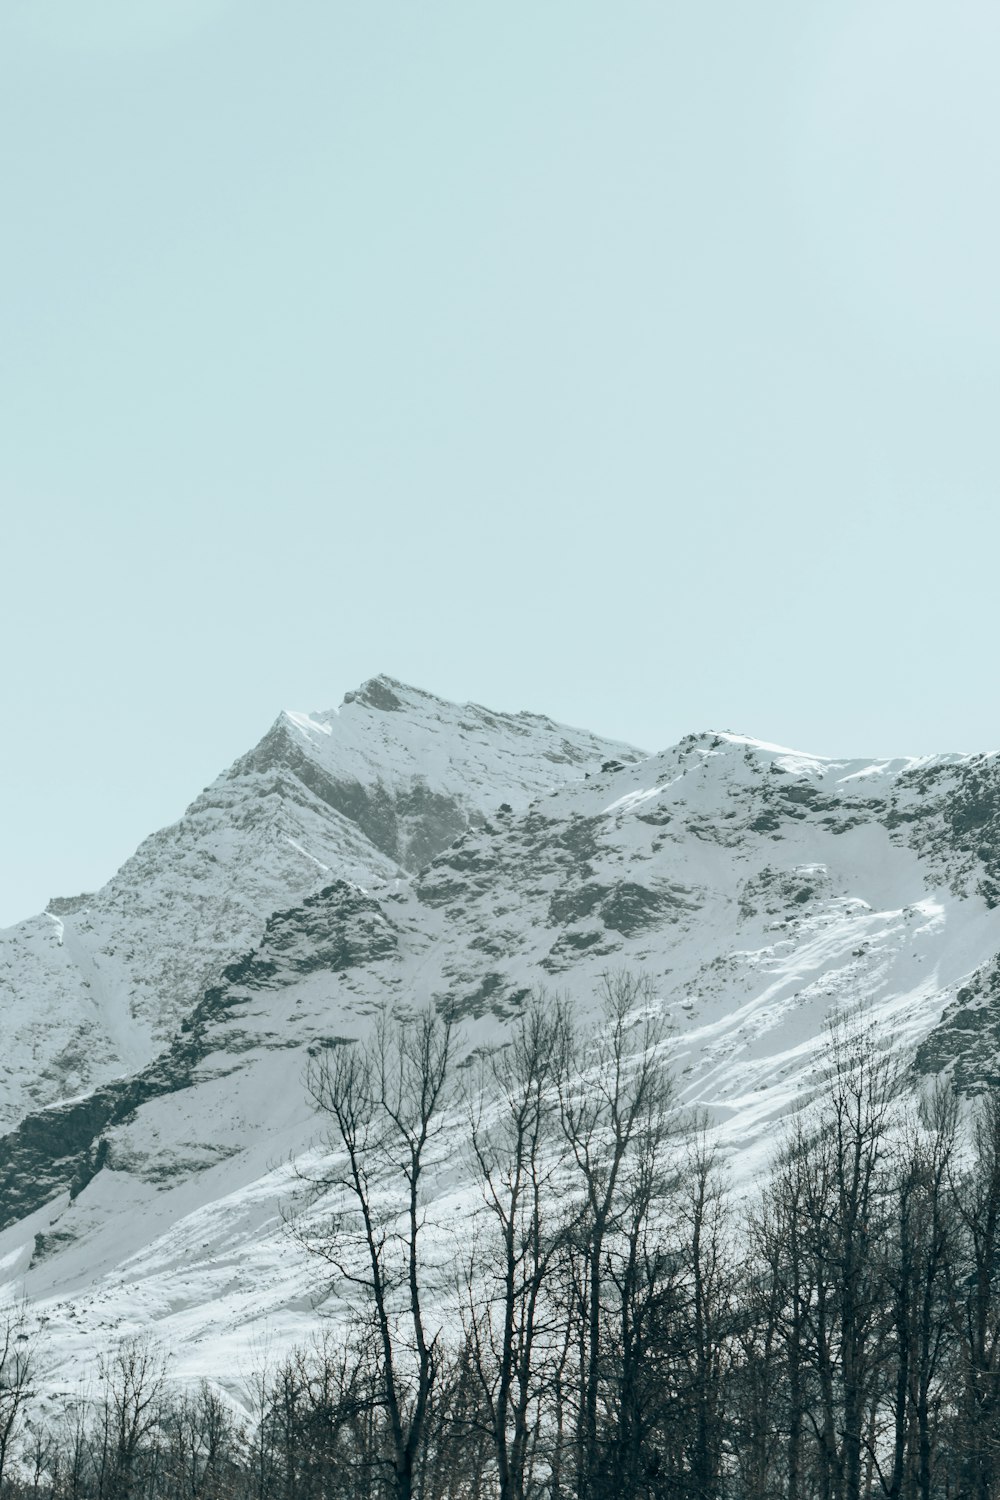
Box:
0;882;396;1231
914;956;1000;1094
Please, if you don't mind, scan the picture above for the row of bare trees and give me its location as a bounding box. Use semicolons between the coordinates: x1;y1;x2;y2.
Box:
5;976;1000;1500
0;1332;243;1500
292;972;679;1500
735;1034;1000;1500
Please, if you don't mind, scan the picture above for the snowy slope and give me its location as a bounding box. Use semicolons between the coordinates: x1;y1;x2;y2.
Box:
0;677;641;1128
2;710;999;1395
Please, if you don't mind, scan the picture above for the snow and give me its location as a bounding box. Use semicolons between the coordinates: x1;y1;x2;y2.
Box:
0;689;997;1396
284;711;333;738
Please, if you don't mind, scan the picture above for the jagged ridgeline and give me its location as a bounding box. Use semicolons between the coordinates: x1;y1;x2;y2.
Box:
0;675;999;1390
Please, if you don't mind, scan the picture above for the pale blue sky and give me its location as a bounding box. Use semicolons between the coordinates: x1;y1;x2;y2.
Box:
2;1;999;926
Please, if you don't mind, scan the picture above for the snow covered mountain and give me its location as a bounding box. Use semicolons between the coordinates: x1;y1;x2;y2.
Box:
1;683;999;1394
0;676;640;1129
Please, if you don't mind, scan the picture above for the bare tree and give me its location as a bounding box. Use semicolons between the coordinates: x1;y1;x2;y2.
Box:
91;1335;167;1500
746;1120;816;1500
676;1134;733;1500
881;1083;957;1500
463;994;568;1500
945;1087;1000;1500
824;1016;902;1500
159;1379;244;1500
302;1006;455;1500
742;1013;903;1500
556;970;675;1500
0;1303;37;1495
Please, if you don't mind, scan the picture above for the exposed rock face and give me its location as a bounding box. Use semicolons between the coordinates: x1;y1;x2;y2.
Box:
1;701;999;1390
0;882;396;1231
914;954;1000;1092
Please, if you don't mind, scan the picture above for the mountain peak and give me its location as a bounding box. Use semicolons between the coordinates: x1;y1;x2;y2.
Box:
341;674;411;712
0;679;643;1131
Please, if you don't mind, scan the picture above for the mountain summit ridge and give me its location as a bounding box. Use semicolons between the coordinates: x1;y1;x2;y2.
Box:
0;677;642;1129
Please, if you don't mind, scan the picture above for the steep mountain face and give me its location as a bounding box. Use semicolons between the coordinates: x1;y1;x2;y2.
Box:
0;677;641;1129
231;676;635;873
1;694;999;1395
